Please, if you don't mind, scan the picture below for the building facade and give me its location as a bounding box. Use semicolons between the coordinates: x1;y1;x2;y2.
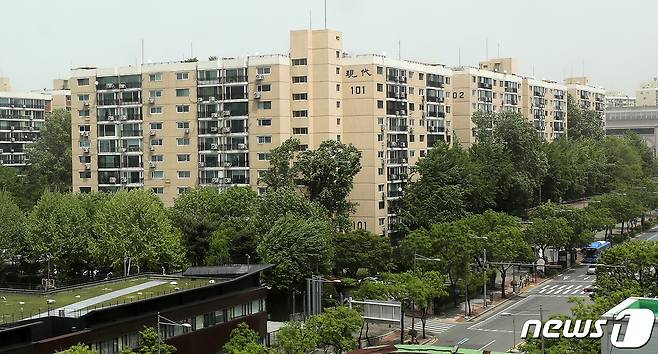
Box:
635;79;658;107
606;106;658;156
521;78;567;140
0;91;50;168
606;90;636;108
0;77;10;92
565;77;606;120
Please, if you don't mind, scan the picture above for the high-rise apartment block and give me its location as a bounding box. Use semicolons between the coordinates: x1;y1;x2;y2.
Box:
606;90;636;108
0;77;10;92
636;79;658;107
70;29;605;236
0;91;50;167
565;77;606;120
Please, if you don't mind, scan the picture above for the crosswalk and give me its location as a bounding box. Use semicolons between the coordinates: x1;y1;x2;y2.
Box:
407;320;455;335
535;284;587;296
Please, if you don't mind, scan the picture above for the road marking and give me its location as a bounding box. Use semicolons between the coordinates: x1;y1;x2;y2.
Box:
407;320;455;335
583;276;591;281
479;340;496;350
468;296;533;330
458;338;470;345
647;233;658;241
563;276;569;280
571;287;583;294
559;285;574;294
544;285;559;294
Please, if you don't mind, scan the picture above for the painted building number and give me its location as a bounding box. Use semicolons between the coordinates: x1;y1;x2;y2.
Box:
351;86;366;95
452;91;465;99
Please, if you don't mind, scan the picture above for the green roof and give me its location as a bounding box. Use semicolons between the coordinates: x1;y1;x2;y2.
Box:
626;298;658;315
393;345;507;354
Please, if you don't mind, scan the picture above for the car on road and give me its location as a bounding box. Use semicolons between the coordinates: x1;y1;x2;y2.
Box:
587;265;597;275
583;285;598;299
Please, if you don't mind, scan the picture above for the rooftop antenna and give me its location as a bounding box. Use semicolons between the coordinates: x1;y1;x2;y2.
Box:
398;40;401;60
458;48;461;66
497;42;500;58
485;37;489;60
309;9;312;29
141;39;144;65
581;58;585;77
190;42;194;59
324;0;327;29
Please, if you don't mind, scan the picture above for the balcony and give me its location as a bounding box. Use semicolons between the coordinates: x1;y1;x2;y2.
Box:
120;130;143;138
426;80;444;89
427;126;445;133
388;125;408;132
504;86;518;93
224;75;248;84
478;82;493;90
426;96;444;103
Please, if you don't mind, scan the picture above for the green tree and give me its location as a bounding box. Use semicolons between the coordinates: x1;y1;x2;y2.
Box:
25;108;72;195
524;217;572;262
0;166;31;209
487;226;534;298
60;344;97;354
93;190;185;275
253;188;328;235
223;323;271;354
294;140;362;230
566;94;604;140
0;192;26;263
169;187;256;265
593;193;645;236
400;141;471;230
276;320;319;354
260;138;300;191
25;192;94;279
257;214;334;293
331;230;392;277
129;327;177;354
205;222;259;265
305;306;363;353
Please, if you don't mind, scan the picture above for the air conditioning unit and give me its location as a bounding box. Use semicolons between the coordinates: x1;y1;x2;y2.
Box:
237;143;247;149
256;74;264;80
224;178;232;183
400;110;406;115
198;98;204;102
108;115;115;121
400;142;406;148
119;83;126;89
209;97;216;102
109;177;117;183
10;137;15;142
149;146;155;151
121;147;128;153
222;110;230;116
79;131;86;136
223;162;232;167
210;126;219;133
210;143;218;150
401;158;407;163
82;147;90;153
391;174;398;180
254;92;262;99
221;127;231;133
184;128;190;134
83;101;89;106
211;113;219;118
211;177;220;184
10;126;14;131
198;161;205;167
120;177;128;183
380;124;384;132
105;83;114;89
84;163;91;170
120;115;127;121
83;131;90;137
149;161;156;168
149;130;156;136
148;98;155;104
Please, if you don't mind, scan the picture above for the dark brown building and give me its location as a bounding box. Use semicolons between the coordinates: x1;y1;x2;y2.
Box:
0;265;272;354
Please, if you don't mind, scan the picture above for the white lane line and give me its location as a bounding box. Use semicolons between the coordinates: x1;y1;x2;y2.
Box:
563;276;569;280
559;285;575;294
583;276;591;281
458;338;470;345
571;286;583;294
647;233;658;241
479;340;496;350
468;296;533;330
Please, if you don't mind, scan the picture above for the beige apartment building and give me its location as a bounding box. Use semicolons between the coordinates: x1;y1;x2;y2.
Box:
606;90;636;108
0;91;50;168
521;78;567;140
636;79;658;107
0;77;10;92
565;77;606;120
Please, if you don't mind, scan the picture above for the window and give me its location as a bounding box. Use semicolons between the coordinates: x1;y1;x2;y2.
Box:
257;84;271;92
258;136;272;144
177;138;190;146
419;73;425;80
149;90;163;98
293;127;308;135
378;167;384;175
177;171;191;179
257;101;272;109
377;83;383;92
177;186;191;194
336;67;340;75
410;135;415;142
336;118;341;125
149;73;163;82
78;109;90;117
257;67;271;75
150;106;163;114
293;110;308;117
292;58;307;66
409;103;415;111
77;78;89;86
410;150;415;157
446;106;451;113
446;77;451;84
298;144;308;151
292;76;307;83
150;122;163;130
292;93;308;100
150;138;163;146
177;154;190;162
257;170;267;178
336;50;340;58
377;100;384;109
258;153;270;161
378;117;384;125
379;201;385;210
176;72;189;80
337;135;341;142
258;119;272;126
152;187;164;194
409;87;414;95
79;171;91;179
379;218;385;226
151;171;165;179
150;155;164;162
336;84;340;91
176;88;190;97
177;121;190;129
79;155;91;163
258;187;268;195
377;134;383;142
420;150;426;157
336;101;341;108
176;105;190;113
78;94;90;101
420;135;425;142
377;66;383;75
378;151;384;158
419;89;424;96
378;184;385;192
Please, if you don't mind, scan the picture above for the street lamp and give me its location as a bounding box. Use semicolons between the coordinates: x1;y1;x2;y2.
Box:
500;312;517;351
412;253;441;340
157;312;191;354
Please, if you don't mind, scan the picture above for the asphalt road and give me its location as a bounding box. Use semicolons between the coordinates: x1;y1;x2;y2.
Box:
427;265;594;352
634;226;658;241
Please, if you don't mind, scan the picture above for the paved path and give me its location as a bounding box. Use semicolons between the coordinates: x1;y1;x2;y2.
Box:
34;280;167;318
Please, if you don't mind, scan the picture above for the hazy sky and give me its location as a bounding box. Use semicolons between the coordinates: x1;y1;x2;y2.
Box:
1;0;655;94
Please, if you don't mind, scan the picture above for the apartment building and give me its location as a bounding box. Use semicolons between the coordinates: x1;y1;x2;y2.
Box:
0;91;50;168
636;79;658;107
451;58;523;146
565;77;606;120
521;78;567;140
0;77;10;92
606;90;636;108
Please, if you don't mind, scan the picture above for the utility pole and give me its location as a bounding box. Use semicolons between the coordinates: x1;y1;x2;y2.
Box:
540;304;545;354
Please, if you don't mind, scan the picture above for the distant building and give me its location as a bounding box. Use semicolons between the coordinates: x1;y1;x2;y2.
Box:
31;79;71;112
564;76;606;122
0;77;10;92
606;90;636;108
0;91;51;168
0;265;271;354
636;78;658;107
606;106;658;155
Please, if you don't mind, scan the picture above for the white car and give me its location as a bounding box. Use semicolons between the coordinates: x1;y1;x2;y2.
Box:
587;266;597;275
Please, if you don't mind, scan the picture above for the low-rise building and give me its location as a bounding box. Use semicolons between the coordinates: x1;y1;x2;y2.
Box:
606;106;658;155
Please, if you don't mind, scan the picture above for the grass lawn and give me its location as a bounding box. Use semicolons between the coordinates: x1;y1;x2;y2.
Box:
85;278;214;310
0;277;154;322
